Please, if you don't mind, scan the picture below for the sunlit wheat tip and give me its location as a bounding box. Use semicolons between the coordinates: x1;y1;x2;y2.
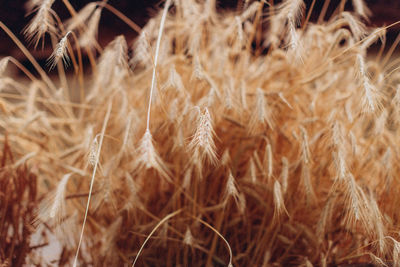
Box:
305;259;313;267
332;122;347;180
79;8;102;48
188;25;202;55
168;99;179;121
346;174;360;222
394;85;400;105
280;157;289;194
137;130;170;180
88;135;99;167
368;193;386;253
250;88;274;132
92;35;129;91
183;227;194;246
240;81;248;109
240;1;260;21
285;0;305;22
237;193;246;214
345;100;354;123
256;88;266;122
341;12;367;40
0;57;10;76
47;31;71;70
114;35;129;69
225;171;239;200
24;0;56;47
182;167;192;189
382;148;392;172
273;180;288;219
207;87;217;107
49;173;72;221
349;130;357;155
352;0;371;19
267;13;284;48
356;53;379;112
192;56;205;80
235;16;244;47
221;149;231;166
124;172;141;210
300;126;311;164
368;253;387;267
317;196;335;239
165;66;185;92
301;163;316;204
262;251;272;267
283;0;305;54
335;150;347;181
250;158;257;183
139;130;157;169
67;3;98;31
189;107;217;163
278;92;292;109
392;238;400;265
224;84;233;110
266;144;273;179
288;20;302;58
25;82;38;117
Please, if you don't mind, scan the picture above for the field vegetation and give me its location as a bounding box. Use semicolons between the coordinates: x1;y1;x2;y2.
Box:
1;0;400;266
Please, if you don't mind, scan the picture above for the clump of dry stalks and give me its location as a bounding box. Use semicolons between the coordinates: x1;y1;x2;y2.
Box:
1;0;400;266
0;137;38;267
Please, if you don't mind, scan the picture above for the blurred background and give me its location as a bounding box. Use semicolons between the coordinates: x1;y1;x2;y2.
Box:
0;0;399;61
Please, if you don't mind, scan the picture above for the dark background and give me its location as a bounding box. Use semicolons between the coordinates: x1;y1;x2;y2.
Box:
0;0;399;59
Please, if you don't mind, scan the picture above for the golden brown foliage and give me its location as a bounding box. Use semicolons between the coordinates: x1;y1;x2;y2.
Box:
0;137;37;267
1;0;400;266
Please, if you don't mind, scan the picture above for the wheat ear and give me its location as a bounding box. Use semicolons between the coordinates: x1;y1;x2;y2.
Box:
47;31;72;70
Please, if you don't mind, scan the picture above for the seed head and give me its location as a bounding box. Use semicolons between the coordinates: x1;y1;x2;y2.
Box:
189;107;217;164
47;31;71;70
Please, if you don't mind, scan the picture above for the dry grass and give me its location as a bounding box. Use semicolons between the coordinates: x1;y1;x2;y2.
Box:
1;0;400;266
0;136;38;267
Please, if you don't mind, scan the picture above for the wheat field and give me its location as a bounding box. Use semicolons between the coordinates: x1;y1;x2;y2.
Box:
1;0;400;266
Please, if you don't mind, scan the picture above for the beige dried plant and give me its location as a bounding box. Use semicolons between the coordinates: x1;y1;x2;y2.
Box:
24;0;56;47
2;0;400;266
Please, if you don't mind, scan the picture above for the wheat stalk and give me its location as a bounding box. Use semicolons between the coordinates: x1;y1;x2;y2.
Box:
73;102;112;267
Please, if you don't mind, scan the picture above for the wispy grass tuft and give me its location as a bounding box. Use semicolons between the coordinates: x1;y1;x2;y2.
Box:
24;0;56;47
2;0;400;266
47;31;72;70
